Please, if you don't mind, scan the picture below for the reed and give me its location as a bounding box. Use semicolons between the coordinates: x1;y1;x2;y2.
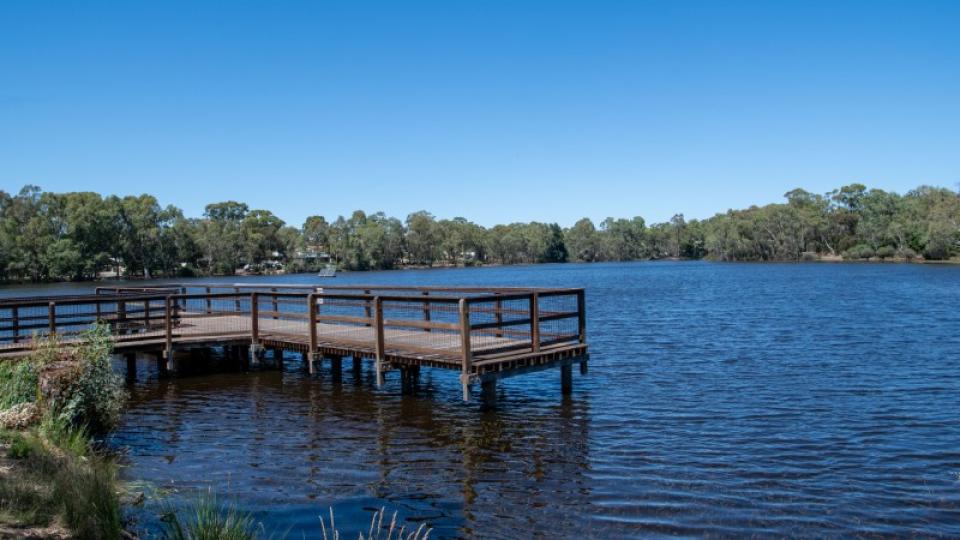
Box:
320;506;431;540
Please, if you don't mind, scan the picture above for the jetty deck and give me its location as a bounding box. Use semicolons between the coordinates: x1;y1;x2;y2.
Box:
0;284;588;402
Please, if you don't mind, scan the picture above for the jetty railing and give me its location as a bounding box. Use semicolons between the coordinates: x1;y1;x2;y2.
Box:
1;285;586;365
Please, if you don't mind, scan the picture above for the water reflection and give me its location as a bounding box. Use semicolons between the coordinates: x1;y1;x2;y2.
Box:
111;354;592;538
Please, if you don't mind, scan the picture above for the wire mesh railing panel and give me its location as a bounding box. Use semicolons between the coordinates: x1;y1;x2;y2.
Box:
381;299;461;358
0;296;174;350
313;295;376;345
467;296;534;353
174;294;251;338
0;304;53;349
255;293;309;338
536;292;581;346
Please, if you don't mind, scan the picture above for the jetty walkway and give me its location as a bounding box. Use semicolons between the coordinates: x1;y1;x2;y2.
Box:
0;284;588;402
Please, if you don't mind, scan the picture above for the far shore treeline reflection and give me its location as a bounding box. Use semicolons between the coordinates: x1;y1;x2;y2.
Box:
2;183;959;282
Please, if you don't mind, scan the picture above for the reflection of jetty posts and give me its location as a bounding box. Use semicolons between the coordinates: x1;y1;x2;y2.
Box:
0;284;589;402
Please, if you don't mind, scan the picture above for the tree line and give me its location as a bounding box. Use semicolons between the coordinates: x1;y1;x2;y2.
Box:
1;183;958;282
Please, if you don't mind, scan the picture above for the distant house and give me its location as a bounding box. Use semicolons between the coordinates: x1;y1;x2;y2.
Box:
294;247;332;264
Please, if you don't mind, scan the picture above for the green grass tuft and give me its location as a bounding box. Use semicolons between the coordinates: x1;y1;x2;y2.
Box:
161;492;261;540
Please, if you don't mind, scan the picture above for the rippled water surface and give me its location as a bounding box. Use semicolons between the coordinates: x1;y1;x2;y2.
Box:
8;262;960;537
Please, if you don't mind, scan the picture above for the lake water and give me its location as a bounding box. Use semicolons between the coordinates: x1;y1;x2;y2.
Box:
5;262;960;537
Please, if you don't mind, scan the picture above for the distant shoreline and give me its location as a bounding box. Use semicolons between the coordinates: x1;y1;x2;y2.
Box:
4;255;958;287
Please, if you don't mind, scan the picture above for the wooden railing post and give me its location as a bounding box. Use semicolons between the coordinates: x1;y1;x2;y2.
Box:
143;299;151;330
374;296;385;386
529;292;540;352
205;287;212;314
459;298;473;401
118;299;127;334
421;291;431;332
172;294;181;325
164;295;173;363
271;287;279;320
364;289;373;327
11;306;19;343
250;292;260;343
577;289;586;344
234;287;241;312
307;293;317;374
48;302;56;335
494;293;504;338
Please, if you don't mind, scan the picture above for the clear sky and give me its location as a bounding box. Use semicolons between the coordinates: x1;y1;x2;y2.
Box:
1;1;958;228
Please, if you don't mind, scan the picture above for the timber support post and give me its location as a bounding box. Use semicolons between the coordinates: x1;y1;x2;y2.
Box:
274;347;283;370
352;356;362;377
481;378;497;406
125;352;137;381
400;365;420;394
330;355;343;381
155;350;168;377
459;298;473;402
561;364;573;395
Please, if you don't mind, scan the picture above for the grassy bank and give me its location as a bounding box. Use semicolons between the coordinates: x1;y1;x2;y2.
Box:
0;326;125;539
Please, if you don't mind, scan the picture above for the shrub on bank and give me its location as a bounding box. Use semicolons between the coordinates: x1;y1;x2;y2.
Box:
51;324;127;434
897;247;918;260
842;244;875;260
875;245;896;259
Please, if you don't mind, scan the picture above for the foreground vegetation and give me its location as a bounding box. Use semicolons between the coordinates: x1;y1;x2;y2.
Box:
0;327;430;539
0;326;126;539
2;182;958;281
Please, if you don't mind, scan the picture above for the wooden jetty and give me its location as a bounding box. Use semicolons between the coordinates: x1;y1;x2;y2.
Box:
0;284;588;402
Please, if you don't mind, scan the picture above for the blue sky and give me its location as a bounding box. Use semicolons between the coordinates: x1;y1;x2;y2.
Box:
1;1;958;228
